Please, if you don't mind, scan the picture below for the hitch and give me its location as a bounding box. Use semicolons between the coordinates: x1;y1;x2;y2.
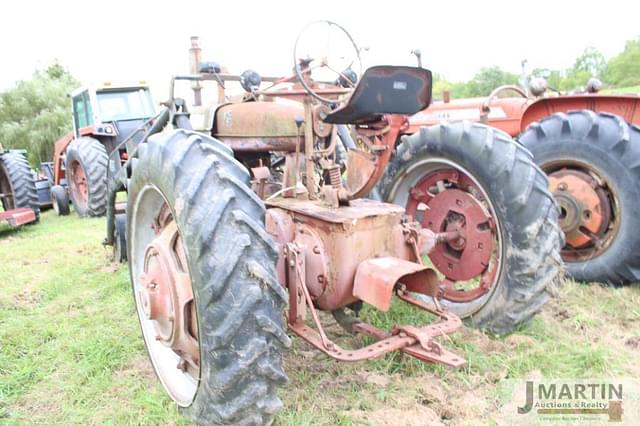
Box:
284;242;465;368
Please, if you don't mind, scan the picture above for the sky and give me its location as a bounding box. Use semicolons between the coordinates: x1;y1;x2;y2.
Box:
1;0;639;98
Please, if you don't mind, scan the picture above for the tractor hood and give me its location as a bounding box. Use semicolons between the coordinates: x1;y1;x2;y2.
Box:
211;100;305;153
214;101;303;139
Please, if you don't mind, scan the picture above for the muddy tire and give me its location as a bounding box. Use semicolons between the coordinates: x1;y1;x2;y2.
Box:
377;122;563;334
128;129;290;425
0;151;39;218
66;137;108;217
519;110;640;284
51;185;70;216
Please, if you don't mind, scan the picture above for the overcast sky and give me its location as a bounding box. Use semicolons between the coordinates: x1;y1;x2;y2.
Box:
2;0;639;97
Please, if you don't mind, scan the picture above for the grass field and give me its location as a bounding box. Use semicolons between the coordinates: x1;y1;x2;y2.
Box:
1;210;639;425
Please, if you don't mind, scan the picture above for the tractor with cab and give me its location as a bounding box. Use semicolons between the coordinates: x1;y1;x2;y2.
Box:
44;82;156;217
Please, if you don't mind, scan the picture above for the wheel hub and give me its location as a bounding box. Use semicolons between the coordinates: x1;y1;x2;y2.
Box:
139;221;199;371
70;160;88;205
423;189;493;281
406;168;500;303
548;169;611;249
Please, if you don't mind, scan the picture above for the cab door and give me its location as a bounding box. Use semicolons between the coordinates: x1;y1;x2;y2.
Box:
72;90;94;136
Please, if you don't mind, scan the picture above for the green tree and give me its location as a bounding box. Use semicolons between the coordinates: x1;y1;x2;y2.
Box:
0;63;78;165
467;67;519;97
572;47;606;76
603;38;640;87
559;47;606;91
530;68;563;91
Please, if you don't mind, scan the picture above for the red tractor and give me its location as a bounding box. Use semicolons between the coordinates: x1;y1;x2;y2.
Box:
104;23;562;424
45;82;156;217
0;144;39;228
377;83;640;285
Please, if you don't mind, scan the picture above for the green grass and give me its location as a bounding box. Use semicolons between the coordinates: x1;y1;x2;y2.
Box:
1;210;638;425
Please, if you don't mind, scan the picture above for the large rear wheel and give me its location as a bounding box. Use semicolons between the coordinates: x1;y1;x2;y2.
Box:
0;151;39;218
65;137;108;217
519;110;640;284
128;130;289;424
377;122;563;334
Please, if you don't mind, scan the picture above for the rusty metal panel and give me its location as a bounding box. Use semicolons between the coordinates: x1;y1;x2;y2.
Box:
521;94;640;131
214;102;303;138
353;257;438;311
0;208;37;227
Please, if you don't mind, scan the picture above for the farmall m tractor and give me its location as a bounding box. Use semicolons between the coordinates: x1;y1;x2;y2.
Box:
0;145;39;228
380;82;640;284
45;82;155;217
104;22;562;425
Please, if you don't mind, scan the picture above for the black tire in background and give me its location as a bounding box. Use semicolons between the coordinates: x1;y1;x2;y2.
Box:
50;185;70;216
128;130;290;424
0;151;39;218
377;122;564;334
519;110;640;284
113;213;127;263
65;137;108;217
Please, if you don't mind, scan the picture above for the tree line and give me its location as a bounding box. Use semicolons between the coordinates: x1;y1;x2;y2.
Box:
1;38;639;166
433;38;640;100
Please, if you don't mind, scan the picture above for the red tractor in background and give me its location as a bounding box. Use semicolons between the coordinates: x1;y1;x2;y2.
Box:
44;82;156;217
376;83;640;285
0;145;39;228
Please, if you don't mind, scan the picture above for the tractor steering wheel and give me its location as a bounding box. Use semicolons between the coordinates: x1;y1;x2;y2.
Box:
293;21;362;104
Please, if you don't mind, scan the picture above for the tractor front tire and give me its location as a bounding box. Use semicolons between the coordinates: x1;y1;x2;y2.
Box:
65;137;108;217
51;185;70;216
377;122;564;334
128;130;290;425
0;151;39;218
519;110;640;284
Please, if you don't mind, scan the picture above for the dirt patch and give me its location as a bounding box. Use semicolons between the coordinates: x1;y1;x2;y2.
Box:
13;371;66;422
98;263;121;273
12;289;42;308
625;336;640;350
348;405;443;426
505;334;535;349
115;354;157;383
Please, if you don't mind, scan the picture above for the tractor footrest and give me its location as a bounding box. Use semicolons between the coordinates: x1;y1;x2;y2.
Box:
0;208;37;227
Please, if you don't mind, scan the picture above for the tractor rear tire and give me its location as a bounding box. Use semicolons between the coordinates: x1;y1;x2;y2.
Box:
51;185;70;216
519;110;640;284
65;137;108;217
128;129;290;425
0;151;39;218
377;122;564;334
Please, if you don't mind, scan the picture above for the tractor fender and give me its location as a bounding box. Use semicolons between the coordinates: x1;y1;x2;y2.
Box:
353;257;438;312
520;94;640;133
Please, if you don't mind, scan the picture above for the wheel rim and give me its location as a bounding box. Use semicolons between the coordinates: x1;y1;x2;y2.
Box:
388;159;503;317
543;160;618;262
130;185;200;406
69;160;89;211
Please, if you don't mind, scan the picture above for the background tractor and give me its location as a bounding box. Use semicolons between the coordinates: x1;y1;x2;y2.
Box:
0;144;39;228
44;82;156;217
104;23;562;425
377;81;640;285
